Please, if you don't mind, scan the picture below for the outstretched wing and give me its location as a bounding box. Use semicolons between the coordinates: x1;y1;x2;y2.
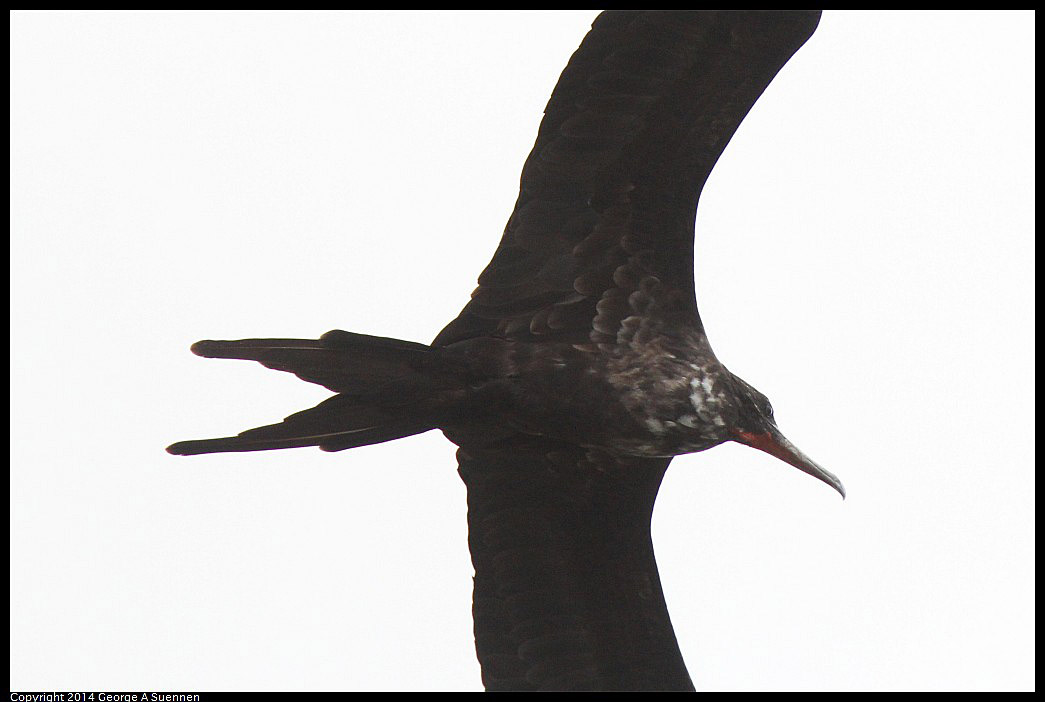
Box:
455;435;691;691
434;10;821;348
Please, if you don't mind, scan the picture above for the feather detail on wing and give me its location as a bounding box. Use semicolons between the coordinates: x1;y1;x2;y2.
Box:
434;10;821;348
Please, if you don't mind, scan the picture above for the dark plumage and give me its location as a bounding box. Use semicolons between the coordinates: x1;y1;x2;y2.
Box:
169;10;842;691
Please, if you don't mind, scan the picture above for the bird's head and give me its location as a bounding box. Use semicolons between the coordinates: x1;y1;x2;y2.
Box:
723;374;845;498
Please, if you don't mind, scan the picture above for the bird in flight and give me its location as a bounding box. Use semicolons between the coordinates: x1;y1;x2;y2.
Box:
169;10;841;691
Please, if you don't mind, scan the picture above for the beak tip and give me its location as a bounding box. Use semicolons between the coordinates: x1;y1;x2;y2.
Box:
821;473;846;500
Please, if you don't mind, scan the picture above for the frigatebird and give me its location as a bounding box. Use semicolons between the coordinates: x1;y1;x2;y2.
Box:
169;10;842;691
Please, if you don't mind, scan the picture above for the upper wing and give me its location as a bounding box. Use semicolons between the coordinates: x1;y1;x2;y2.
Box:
455;434;691;691
434;10;821;347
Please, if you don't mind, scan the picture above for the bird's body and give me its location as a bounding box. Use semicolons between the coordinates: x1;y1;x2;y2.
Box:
170;10;841;691
438;330;730;458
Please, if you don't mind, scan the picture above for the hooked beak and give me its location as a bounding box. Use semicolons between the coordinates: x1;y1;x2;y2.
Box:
732;427;845;499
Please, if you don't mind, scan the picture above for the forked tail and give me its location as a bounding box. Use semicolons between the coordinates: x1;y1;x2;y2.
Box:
166;330;449;455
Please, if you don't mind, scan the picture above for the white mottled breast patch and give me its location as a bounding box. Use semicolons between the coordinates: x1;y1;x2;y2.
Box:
688;367;729;427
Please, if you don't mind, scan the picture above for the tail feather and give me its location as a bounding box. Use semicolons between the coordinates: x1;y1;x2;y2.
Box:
190;331;433;395
166;421;434;455
168;330;446;456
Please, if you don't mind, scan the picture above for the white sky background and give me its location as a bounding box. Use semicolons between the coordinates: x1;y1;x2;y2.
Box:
10;10;1034;692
